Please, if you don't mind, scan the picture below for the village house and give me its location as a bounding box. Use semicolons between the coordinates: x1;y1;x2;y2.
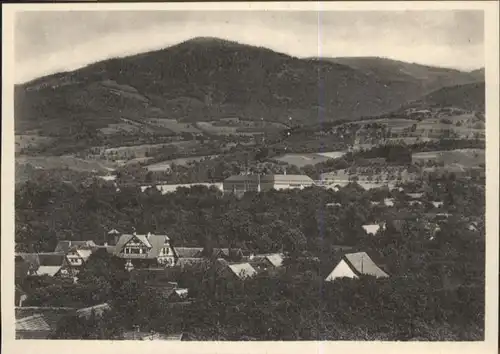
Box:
362;223;385;236
76;303;111;320
201;247;245;260
16;253;68;277
130;268;190;302
113;232;178;270
15;307;76;339
325;252;389;282
223;262;258;280
249;253;284;268
173;247;207;267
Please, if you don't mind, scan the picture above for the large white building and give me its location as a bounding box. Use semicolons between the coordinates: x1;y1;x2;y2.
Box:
223;174;315;195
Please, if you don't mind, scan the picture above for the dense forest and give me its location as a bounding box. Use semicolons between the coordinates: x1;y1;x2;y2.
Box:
15;162;485;340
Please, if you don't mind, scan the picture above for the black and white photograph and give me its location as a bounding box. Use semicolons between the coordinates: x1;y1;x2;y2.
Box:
2;1;498;350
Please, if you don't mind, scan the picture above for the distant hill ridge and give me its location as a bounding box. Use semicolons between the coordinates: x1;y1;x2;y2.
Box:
15;37;485;139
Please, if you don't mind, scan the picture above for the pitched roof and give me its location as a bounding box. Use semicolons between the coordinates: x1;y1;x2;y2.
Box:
16;314;52;332
16;311;67;336
177;257;209;267
174;247;203;258
362;224;381;235
114;233;170;259
227;263;257;279
76;249;93;260
76;303;111;319
37;253;66;266
344;252;389;278
265;253;284;267
37;266;62;277
16;253;41;271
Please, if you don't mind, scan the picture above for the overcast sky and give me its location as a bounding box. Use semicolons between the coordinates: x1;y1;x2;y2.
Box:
15;10;484;83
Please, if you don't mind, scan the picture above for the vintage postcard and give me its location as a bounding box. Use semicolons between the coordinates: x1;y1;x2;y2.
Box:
2;1;499;354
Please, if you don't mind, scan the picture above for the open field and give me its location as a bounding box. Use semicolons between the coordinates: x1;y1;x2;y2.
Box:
274;152;346;168
145;118;202;133
15;135;55;153
413;148;485;168
321;167;418;183
195;119;282;136
354;118;415;127
16;156;116;173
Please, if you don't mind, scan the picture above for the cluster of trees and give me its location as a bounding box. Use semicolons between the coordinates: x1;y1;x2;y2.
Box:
16;167;484;256
16;165;485;341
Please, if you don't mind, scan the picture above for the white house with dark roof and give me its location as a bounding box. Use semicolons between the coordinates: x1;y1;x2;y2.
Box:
113;232;177;269
325;252;389;282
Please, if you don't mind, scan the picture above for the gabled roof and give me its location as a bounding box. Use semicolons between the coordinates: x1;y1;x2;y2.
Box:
37;266;62;277
264;253;284;267
344;252;389;278
177;257;209;267
114;233;171;259
16;314;52;332
227;263;257;279
174;247;203;258
16;253;65;273
76;303;111;319
362;224;381;235
75;249;93;260
431;201;444;208
202;248;243;258
406;193;424;199
38;253;66;267
16;310;68;337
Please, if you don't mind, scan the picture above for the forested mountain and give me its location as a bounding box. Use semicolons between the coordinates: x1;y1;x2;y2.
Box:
15;37;483;138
